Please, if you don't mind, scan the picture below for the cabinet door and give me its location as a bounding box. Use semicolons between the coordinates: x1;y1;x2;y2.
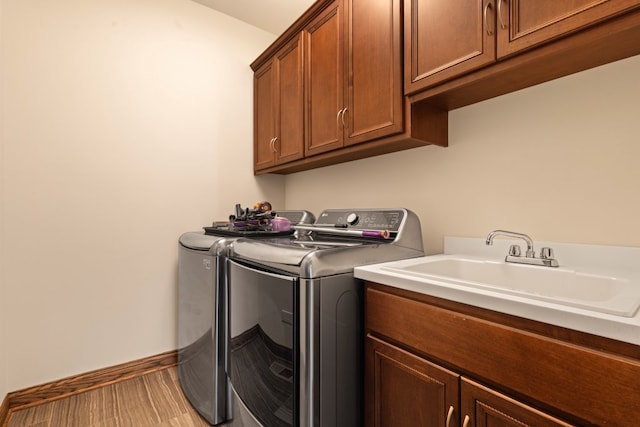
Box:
254;61;276;170
274;33;304;164
497;0;640;57
345;0;403;145
365;335;459;427
460;378;574;427
404;0;496;94
305;0;345;156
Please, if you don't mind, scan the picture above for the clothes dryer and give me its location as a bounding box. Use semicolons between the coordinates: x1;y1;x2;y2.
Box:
178;210;315;425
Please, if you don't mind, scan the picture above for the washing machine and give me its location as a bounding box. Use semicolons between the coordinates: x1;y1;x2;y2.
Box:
226;208;424;426
178;210;315;425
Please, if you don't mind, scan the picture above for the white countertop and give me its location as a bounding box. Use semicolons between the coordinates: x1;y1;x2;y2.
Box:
355;236;640;345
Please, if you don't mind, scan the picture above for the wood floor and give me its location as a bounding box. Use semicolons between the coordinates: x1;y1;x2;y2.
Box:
6;367;211;427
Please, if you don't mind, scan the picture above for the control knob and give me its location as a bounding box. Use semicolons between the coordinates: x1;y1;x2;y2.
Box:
346;213;359;225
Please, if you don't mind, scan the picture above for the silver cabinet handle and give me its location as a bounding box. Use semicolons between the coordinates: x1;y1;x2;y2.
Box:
341;107;348;128
337;108;345;128
463;415;470;427
272;136;278;153
497;0;506;30
484;1;493;36
445;406;455;427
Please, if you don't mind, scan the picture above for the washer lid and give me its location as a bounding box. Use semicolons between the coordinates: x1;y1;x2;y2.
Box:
229;238;318;266
179;231;225;250
230;235;372;265
228;208;425;278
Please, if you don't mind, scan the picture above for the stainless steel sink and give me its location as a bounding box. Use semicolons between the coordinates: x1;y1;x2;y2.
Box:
381;257;640;317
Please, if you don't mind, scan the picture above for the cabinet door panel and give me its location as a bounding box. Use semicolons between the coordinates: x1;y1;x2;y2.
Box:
346;0;403;145
254;62;275;170
498;0;640;57
275;34;304;164
366;286;640;425
404;0;495;94
366;335;459;427
306;2;344;156
461;378;574;427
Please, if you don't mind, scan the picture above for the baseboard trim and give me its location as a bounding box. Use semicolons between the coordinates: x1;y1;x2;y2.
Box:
0;395;9;427
0;350;177;426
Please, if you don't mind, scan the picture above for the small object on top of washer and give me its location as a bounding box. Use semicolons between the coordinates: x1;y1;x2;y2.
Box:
270;216;291;231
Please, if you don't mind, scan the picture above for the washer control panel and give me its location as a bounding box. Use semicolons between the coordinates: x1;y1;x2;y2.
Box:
317;209;404;231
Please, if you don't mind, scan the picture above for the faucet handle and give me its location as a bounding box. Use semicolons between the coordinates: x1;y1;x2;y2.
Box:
508;244;521;257
540;247;555;259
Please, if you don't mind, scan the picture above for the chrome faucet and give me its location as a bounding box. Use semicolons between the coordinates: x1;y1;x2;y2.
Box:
486;230;559;267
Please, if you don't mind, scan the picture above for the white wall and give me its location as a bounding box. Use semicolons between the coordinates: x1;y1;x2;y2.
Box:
2;0;638;400
0;0;282;391
285;54;640;255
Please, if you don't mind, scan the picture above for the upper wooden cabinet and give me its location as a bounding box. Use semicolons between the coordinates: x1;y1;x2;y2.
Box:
405;0;640;94
254;33;305;170
305;2;344;156
498;0;640;57
306;0;404;157
404;0;496;94
252;0;446;175
251;0;640;174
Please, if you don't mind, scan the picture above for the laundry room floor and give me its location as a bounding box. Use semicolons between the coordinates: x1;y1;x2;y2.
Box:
6;367;210;427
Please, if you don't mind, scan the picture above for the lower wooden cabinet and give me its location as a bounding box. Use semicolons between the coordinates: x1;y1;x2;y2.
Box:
366;335;571;427
366;335;458;427
460;378;571;427
364;282;640;426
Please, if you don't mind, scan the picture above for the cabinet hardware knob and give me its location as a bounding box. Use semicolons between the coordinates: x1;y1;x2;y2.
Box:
446;406;455;427
497;0;506;30
463;415;470;427
484;2;494;36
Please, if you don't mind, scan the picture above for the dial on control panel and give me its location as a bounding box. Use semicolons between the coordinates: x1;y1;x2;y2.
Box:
346;213;359;225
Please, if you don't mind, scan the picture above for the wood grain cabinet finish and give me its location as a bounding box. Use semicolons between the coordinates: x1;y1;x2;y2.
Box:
306;0;404;157
366;336;572;427
254;33;305;172
305;1;344;156
251;0;446;175
365;283;640;426
404;0;496;94
460;378;573;427
366;335;459;427
252;0;640;173
498;0;640;58
405;0;640;94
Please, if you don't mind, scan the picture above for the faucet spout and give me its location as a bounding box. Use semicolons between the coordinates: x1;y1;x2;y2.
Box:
485;229;559;267
486;230;535;257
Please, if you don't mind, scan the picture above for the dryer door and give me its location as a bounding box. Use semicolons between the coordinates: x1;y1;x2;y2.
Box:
228;259;299;427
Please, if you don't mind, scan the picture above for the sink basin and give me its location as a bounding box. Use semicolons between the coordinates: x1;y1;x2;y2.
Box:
381;257;640;317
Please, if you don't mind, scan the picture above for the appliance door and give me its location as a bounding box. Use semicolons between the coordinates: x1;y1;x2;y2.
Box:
177;245;226;425
228;259;298;427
